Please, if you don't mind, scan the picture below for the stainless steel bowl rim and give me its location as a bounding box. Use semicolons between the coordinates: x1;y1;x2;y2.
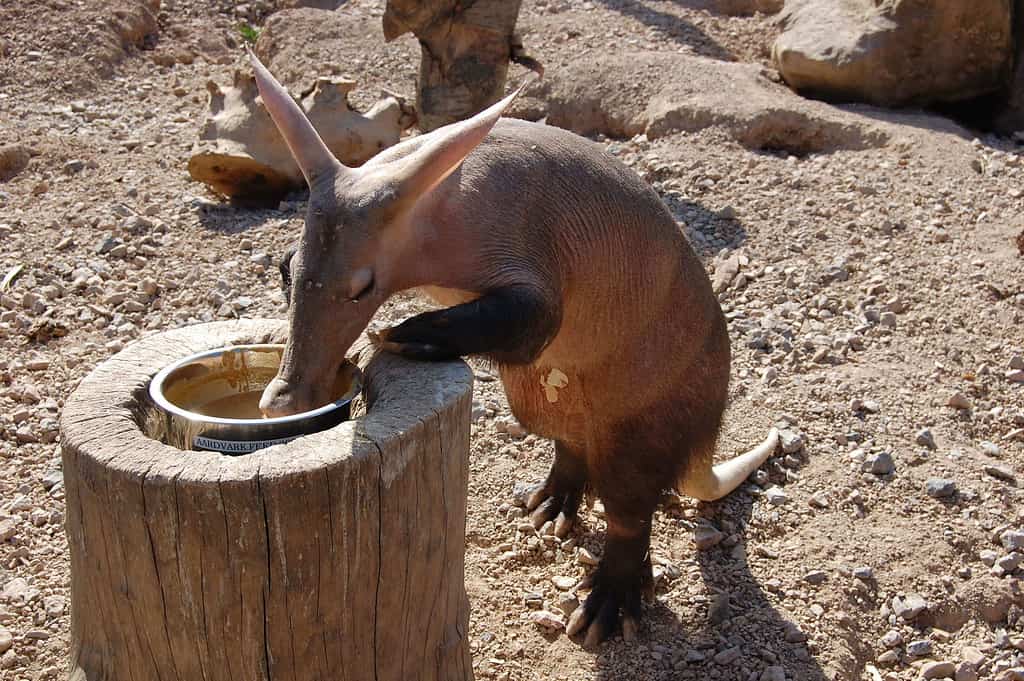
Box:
148;343;360;427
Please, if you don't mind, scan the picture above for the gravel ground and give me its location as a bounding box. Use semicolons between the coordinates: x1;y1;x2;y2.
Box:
1;1;1023;680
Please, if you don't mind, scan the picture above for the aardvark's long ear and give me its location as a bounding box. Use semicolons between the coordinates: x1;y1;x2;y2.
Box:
247;47;342;186
379;83;528;207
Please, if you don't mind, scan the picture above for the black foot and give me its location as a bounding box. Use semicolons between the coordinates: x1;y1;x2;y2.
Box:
368;327;459;362
566;562;650;650
525;444;586;538
566;509;655;650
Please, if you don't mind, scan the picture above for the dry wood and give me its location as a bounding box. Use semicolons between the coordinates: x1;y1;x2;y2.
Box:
60;319;474;681
383;0;535;131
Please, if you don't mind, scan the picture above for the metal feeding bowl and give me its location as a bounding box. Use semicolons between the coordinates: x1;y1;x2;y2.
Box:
148;344;362;455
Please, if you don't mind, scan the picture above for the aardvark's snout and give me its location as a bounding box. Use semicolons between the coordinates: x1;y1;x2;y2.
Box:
259;376;320;418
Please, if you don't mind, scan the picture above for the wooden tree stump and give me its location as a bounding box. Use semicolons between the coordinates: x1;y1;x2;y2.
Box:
59;319;475;681
382;0;537;131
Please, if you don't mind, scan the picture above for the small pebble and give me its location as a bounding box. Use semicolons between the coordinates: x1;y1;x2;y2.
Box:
551;576;575;591
694;525;724;550
1001;530;1024;552
947;392;972;410
984;464;1016;483
916;428;937;449
713;646;740;665
853;566;874;580
864;452;895;476
907;639;933;657
529;610;565;631
765;486;789;505
881;630;903;648
921;661;956;679
892;593;928;620
926;478;957;499
803;570;827;585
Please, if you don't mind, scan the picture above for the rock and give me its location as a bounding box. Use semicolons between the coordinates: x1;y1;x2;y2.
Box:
981;549;1000;567
1007;369;1024;383
1001;530;1024;552
713;646;741;664
984;464;1016;483
529;610;565;631
0;627;9;654
877;650;899;665
765;486;789;505
916;428;937;449
864;451;895;476
926;478;957;499
576;547;599;566
955;663;979;681
808;491;829;509
0;145;31;182
708;592;731;624
40;470;62;491
1011;355;1024;371
921;661;957;679
892;593;928;620
907;639;933;657
518;51;890;155
496;418;528;438
804;570;828;585
779;429;805;453
773;0;1013;107
189;12;416;203
784;624;807;643
854;566;874;581
43;595;65;619
511;480;534;507
0;518;17;543
996;552;1021;573
760;665;786;681
551;576;576;591
0;578;33;605
694;525;725;550
880;630;903;648
947;392;972;410
556;592;578;618
961;647;986;668
713;254;742;293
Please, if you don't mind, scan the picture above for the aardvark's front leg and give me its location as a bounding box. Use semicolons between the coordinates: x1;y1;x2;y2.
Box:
370;285;560;364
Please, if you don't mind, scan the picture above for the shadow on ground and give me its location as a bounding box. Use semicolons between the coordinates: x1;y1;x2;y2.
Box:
196;192;304;234
591;0;735;62
659;191;748;257
581;490;838;681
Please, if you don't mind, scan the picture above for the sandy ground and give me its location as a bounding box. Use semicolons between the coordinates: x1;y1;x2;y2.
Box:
1;1;1023;680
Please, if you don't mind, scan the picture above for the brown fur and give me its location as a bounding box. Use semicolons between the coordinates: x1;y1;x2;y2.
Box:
412;120;730;495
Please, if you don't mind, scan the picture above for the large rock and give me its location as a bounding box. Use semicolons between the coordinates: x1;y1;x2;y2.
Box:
513;51;890;154
772;0;1014;107
188;69;413;205
990;0;1024;134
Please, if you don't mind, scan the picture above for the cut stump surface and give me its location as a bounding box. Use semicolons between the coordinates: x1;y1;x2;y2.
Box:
59;319;475;681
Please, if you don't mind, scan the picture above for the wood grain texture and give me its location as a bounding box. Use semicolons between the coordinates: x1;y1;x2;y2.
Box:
383;0;524;131
60;319;474;681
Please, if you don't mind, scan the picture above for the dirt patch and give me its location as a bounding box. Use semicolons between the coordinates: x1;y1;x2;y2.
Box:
0;1;1022;680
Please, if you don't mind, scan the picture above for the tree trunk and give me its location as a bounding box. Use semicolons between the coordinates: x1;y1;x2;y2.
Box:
383;0;534;131
59;319;474;681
